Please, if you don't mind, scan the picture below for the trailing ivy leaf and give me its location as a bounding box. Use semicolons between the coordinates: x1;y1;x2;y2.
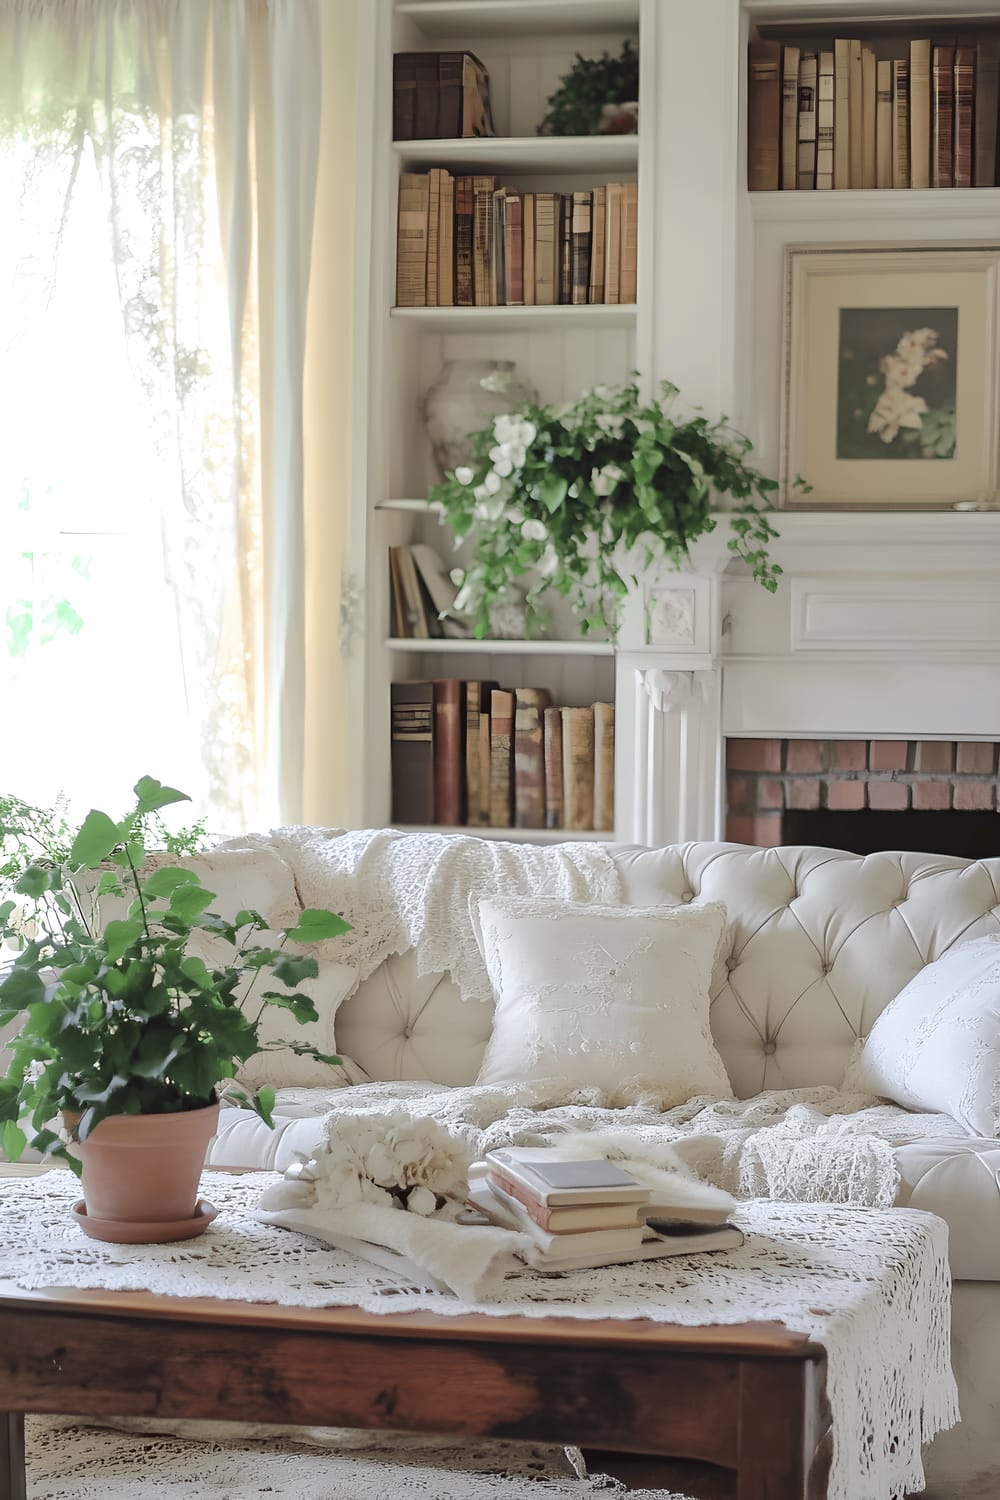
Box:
102;919;146;966
179;955;213;990
0;969;45;1008
69;810;122;870
260;991;320;1024
272;954;320;986
167;884;216;921
283;909;352;943
133;777;190;816
13;864;50;898
143;866;200;897
1;1120;25;1161
254;1086;276;1128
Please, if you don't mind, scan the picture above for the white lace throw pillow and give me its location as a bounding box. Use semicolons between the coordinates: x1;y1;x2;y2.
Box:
472;896;733;1105
846;934;1000;1138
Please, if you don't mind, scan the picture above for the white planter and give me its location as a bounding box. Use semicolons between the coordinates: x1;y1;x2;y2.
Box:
422;359;535;480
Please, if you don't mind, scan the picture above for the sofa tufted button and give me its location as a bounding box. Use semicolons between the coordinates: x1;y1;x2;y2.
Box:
402;1025;413;1040
726;955;739;972
822;961;833;975
681;890;694;903
763;1040;777;1056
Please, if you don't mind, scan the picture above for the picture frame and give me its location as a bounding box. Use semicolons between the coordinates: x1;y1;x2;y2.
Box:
780;244;1000;509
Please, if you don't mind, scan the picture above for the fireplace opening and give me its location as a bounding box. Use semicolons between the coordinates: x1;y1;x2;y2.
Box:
726;739;999;857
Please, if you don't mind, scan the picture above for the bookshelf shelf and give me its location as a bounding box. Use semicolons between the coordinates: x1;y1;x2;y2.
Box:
750;187;1000;218
396;823;617;842
389;303;637;330
375;498;445;514
385;638;615;655
396;0;639;38
392;135;639;174
745;0;1000;19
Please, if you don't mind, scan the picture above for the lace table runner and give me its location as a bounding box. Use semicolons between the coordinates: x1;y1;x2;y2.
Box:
0;1170;957;1500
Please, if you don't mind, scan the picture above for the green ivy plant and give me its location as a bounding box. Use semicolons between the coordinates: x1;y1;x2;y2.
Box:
539;40;639;136
0;777;350;1174
430;378;790;640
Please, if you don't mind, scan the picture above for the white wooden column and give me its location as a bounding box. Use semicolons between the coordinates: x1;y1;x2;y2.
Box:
618;658;724;847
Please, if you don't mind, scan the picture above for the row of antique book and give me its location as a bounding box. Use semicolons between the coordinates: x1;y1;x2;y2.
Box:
396;172;638;308
393;50;496;141
747;37;1000;190
390;679;614;833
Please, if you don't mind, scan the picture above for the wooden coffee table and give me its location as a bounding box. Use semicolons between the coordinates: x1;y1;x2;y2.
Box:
0;1282;829;1500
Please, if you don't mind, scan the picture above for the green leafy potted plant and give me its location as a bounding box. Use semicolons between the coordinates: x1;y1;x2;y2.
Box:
429;377;789;641
539;40;639;136
0;776;350;1242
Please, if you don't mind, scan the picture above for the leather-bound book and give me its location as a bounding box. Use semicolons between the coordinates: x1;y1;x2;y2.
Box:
426;167;443;305
388;547;408;638
534;192;558;306
747;41;781;190
861;46;877;189
395;172;429;308
816;51;834;189
593;702;615;833
465;680;498;827
932;45;955;188
604;182;622;303
433;679;466;827
392;53;418;141
543;706;563;829
455;175;474;306
391;681;435;825
437;51;464;137
491;187;507;305
975;41;999;187
588;185;606;302
514;689;552;831
909;40;932;188
489;689;515;828
833;40;851;187
781;46;800;189
892;59;910;188
560;706;595;832
472;175;495;306
875;59;893;188
414;53;438;139
522;193;536;305
438;170;454;305
848;40;863;189
954;47;974;189
619;183;638;303
570;191;592;305
797;54;817;189
477;708;492;827
393;544;429;638
558;194;572;305
505;191;523;305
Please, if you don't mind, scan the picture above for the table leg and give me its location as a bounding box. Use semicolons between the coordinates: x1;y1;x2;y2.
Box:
0;1413;25;1500
737;1360;821;1500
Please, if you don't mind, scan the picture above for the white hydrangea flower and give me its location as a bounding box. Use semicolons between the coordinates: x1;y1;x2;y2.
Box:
591;464;622;497
506;505;524;525
521;518;548;542
595;412;626;439
453;465;475;485
567;481;580;499
493;412;517;443
538;544;560;577
474;496;505;523
449;567;465;587
489;444;514;478
483;469;503;494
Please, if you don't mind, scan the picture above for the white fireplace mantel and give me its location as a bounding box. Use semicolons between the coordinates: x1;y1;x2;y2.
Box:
613;511;1000;845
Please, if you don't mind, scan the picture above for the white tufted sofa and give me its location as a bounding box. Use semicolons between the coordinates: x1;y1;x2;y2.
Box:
198;836;1000;1496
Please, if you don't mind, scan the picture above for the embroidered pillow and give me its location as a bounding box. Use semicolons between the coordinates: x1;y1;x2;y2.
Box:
846;934;1000;1138
472;896;732;1105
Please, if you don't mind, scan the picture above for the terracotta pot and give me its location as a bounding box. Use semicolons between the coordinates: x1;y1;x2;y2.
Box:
69;1102;220;1237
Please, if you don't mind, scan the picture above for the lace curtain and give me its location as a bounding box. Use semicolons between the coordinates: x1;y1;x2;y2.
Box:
0;0;321;827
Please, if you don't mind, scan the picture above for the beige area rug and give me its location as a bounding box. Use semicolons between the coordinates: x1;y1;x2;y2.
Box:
25;1417;702;1500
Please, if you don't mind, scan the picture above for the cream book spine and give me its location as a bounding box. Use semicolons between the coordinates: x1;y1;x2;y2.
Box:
781;45;800;189
833;39;852;188
816;51;834;189
875;59;892;189
892;58;910;188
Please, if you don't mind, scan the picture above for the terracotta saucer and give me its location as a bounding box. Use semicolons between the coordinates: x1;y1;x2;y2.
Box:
71;1198;218;1244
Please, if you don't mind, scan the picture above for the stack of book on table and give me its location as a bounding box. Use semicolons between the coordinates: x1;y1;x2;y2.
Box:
465;1147;743;1273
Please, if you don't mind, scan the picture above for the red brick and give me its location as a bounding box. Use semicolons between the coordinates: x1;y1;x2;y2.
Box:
787;778;821;809
726;775;751;814
725;816;757;846
869;740;908;772
832;740;867;771
727;739;782;772
867;781;909;811
956;742;997;775
826;780;865;811
786;740;824;773
954;782;996;811
912;781;952;810
916;741;954;772
752;816;784;848
756;778;785;810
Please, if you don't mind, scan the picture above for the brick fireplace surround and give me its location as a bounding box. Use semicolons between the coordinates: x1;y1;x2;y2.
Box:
726;739;1000;848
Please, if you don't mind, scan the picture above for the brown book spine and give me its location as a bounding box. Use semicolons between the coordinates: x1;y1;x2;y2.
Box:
954;46;974;189
747;41;781;190
781;46;800;189
465;679;498;827
433;679;466;827
461;53;496;138
492;188;506;306
438;171;454;305
558;194;572;305
489;689;515;828
875;59;893;189
796;54;817;190
455;176;474;306
472;175;495;307
861;46;877;189
603;183;622;304
392;53;417;142
395;172;429;308
848;40;863;188
437;51;464;138
522;193;535;306
619;182;638;303
505;191;523;305
534;192;557;305
588;185;606;302
816;50;834;189
388;547;408;639
570;190;592;305
833;39;851;188
542;706;563;830
975;41;999;187
488;1170;638;1232
477;709;492;827
414;53;438;139
910;40;932;189
893;59;910;188
592;702;615;833
560;706;594;831
514;701;545;829
426;167;442;305
394;543;429;638
390;681;435;825
932;44;955;188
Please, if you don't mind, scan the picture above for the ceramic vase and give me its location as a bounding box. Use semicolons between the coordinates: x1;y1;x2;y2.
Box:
422;359;535;480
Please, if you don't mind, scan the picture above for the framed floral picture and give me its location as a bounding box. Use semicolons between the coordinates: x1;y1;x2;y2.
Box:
780;245;1000;508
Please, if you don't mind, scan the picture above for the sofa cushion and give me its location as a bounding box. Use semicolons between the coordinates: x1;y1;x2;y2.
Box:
472;896;732;1105
895;1138;1000;1282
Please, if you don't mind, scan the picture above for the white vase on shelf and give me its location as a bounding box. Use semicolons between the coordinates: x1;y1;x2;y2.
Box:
422;359;535;481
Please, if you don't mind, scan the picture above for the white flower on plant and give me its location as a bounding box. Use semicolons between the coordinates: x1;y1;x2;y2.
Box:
453;578;479;613
567;481;580;499
591;463;624;497
489;445;514;477
449;567;465;587
595;412;626;439
632;418;655;436
538;544;560;577
506;505;524;525
521;518;548;542
453;465;475;485
474;495;506;523
590;384;612;400
482;470;502;495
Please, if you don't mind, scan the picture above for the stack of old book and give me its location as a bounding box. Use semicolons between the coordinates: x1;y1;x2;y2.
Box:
748;35;999;190
393;51;496;141
396;174;638;308
390;678;614;832
466;1147;742;1273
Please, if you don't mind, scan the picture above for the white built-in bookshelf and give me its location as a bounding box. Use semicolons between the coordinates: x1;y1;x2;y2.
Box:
346;0;988;842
